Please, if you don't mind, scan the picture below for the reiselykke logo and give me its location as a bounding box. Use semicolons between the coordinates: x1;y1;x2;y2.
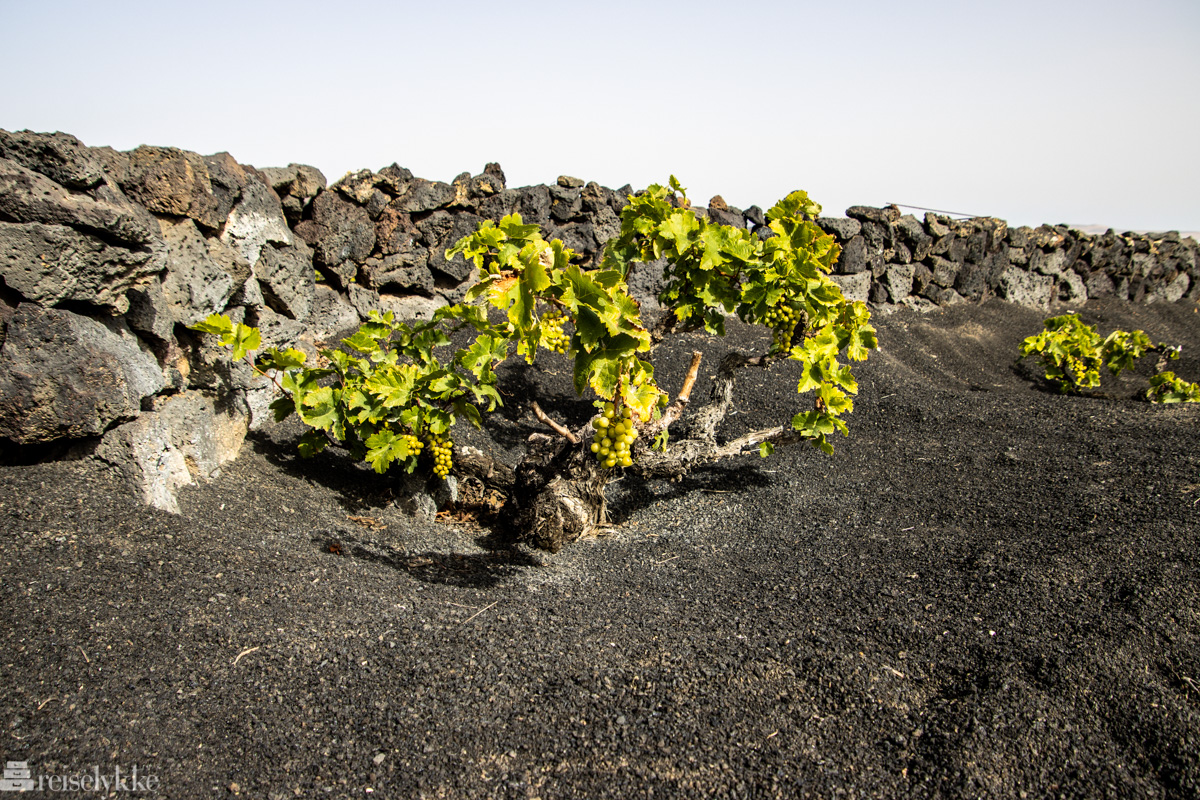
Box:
1;763;34;792
0;762;160;793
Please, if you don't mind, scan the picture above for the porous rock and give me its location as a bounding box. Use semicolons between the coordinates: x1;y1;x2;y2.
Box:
120;145;223;230
836;235;869;274
93;389;249;514
0;221;164;313
255;239;316;321
202;152;249;224
817;217;862;242
220;173;293;266
378;293;447;321
362;254;435;295
93;411;192;514
0;306;164;444
158;217;238;326
0;129;107;189
830;272;871;304
895;215;933;261
549;185;582;222
997;267;1054;309
0;156;160;247
423;212;482;284
881;263;915;303
307;284;361;342
333;169;380;205
1056;270;1088;305
393;178;454;214
309;190;375;276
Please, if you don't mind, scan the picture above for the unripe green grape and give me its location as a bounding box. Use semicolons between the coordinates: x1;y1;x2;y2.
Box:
426;432;454;478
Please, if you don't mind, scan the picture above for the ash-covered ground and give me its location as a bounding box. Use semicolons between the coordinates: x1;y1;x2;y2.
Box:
3;298;1198;798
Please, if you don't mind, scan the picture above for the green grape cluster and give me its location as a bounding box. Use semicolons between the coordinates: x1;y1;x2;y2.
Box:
427;432;454;478
590;403;636;469
762;303;802;350
401;433;424;458
540;309;570;353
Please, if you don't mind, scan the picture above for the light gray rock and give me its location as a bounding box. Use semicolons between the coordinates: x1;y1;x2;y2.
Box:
249;305;307;352
261;163;326;201
829;272;871;304
220;175;293;266
0;221;164;313
94;389;249;513
182;306;257;391
1056;270;1088;305
1160;272;1191;303
378;293;448;321
307;284;361;342
242;371;287;431
94;412;192;513
881;263;915;303
347;284;382;319
158;217;237;326
1031;249;1067;276
817;217;861;241
254;239;315;321
227;269;265;309
1085;270;1115;298
0;306;164;443
1152;272;1190;303
145;390;249;478
431;474;459;509
898;296;938;313
934;287;966;306
398;473;438;521
997;267;1055;309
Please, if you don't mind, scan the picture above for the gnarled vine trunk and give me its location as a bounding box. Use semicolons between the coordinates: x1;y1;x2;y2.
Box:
499;433;609;552
456;349;816;551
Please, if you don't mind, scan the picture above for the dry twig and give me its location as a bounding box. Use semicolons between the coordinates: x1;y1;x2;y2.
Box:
531;401;579;444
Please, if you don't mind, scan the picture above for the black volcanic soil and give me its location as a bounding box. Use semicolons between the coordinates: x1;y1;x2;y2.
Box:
2;297;1199;799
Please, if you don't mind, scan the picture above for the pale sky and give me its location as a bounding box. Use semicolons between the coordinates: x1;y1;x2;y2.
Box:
2;0;1197;232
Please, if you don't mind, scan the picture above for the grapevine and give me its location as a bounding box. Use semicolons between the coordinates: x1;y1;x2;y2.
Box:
1019;314;1197;402
1146;371;1200;403
193;177;880;548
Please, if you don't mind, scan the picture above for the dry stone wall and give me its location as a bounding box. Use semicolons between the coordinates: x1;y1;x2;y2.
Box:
1;128;1196;512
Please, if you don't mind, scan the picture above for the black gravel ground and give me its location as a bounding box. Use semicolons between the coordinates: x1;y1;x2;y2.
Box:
2;298;1199;799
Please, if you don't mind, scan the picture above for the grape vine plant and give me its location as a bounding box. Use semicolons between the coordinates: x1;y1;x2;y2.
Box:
1018;313;1199;402
193;178;878;550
